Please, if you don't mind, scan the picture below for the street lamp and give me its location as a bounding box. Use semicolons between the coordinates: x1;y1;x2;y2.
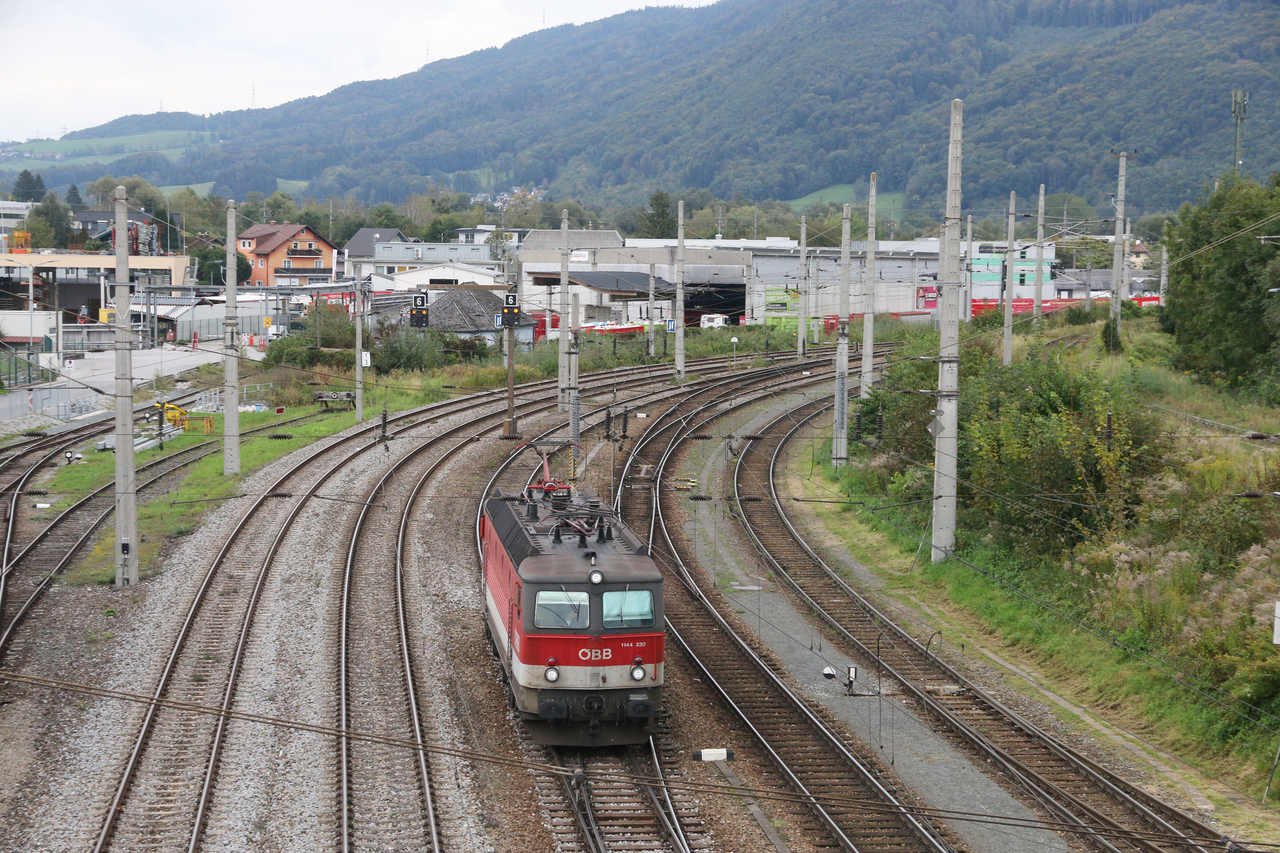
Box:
730;336;738;365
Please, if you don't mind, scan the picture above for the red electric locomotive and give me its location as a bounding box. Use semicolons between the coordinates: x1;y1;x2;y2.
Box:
480;456;664;746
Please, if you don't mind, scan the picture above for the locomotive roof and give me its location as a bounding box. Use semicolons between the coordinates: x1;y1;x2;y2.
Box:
519;554;662;585
484;485;651;573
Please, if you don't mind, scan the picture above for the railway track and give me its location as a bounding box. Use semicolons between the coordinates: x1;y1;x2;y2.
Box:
604;352;959;853
547;740;693;853
471;362;853;853
0;389;203;567
93;354;775;851
0;412;324;658
732;398;1241;853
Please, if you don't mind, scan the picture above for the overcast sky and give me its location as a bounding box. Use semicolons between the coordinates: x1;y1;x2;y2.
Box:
5;0;711;143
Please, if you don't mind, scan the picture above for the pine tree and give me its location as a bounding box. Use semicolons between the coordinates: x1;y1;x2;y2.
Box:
65;184;85;211
12;170;40;202
635;192;676;238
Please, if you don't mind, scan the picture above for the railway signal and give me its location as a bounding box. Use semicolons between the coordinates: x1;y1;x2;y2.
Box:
501;292;519;327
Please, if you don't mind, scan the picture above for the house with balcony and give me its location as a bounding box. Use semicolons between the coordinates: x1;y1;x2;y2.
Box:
236;222;336;287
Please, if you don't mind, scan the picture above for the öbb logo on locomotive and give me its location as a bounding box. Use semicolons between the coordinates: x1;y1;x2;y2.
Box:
480;453;664;747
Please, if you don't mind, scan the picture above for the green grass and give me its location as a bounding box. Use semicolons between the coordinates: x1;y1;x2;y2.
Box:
60;407;357;585
786;184;904;216
8;131;211;158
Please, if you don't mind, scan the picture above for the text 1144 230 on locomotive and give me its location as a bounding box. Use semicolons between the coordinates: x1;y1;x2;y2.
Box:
480;475;664;746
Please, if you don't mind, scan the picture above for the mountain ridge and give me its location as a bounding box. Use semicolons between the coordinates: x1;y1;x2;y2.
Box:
16;0;1280;216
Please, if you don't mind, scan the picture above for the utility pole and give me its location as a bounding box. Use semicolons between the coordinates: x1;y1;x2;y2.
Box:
354;281;364;422
797;216;808;359
1084;264;1093;311
675;200;686;381
860;174;877;398
1034;183;1045;320
832;204;851;467
647;263;656;358
1003;191;1016;366
224;201;240;475
933;98;963;563
113;187;138;587
558;210;569;411
1159;222;1171;306
503;257;519;436
1123;217;1132;301
569;292;579;405
1233;89;1249;170
1110;152;1127;344
569;294;581;480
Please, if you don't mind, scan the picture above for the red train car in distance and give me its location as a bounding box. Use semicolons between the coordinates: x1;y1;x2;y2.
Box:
480;470;665;746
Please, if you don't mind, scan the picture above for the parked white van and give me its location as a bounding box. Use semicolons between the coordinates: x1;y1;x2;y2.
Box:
699;314;729;329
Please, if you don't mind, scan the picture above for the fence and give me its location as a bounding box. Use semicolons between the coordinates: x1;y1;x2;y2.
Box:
186;384;270;412
0;352;55;388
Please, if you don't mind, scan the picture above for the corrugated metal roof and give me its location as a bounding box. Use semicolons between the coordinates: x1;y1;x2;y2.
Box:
519;229;624;252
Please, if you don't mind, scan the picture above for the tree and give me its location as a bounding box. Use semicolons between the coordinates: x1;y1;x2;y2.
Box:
30;192;72;248
65;183;86;211
24;216;55;249
1165;172;1280;388
188;245;251;286
12;170;43;203
635;192;676;238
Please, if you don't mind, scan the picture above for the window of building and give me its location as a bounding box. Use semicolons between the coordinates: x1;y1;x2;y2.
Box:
292;242;299;249
307;242;314;250
314;260;322;269
255;280;262;286
241;240;251;249
535;590;589;629
283;259;292;269
258;258;264;268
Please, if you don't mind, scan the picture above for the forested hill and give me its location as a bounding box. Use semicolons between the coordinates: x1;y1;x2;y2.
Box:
46;0;1280;214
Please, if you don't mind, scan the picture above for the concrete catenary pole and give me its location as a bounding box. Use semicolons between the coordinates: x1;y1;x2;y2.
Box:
353;280;363;420
675;201;686;381
1085;264;1093;311
933;97;963;563
113;186;138;587
1003;191;1017;365
224;201;240;475
647;263;656;358
1159;221;1171;306
832;204;851;467
558;210;570;411
569;291;579;403
860;174;877;398
1123;217;1132;300
797;216;808;358
1110;153;1127;341
1034;183;1045;319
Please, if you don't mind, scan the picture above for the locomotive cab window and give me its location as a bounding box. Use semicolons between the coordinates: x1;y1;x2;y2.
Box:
535;590;590;629
602;589;654;628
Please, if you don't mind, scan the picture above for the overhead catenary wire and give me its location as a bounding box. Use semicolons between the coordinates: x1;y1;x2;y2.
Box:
0;669;1260;850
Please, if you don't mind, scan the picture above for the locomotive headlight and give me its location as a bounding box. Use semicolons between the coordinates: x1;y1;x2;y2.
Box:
630;664;646;682
545;666;560;683
589;569;604;585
